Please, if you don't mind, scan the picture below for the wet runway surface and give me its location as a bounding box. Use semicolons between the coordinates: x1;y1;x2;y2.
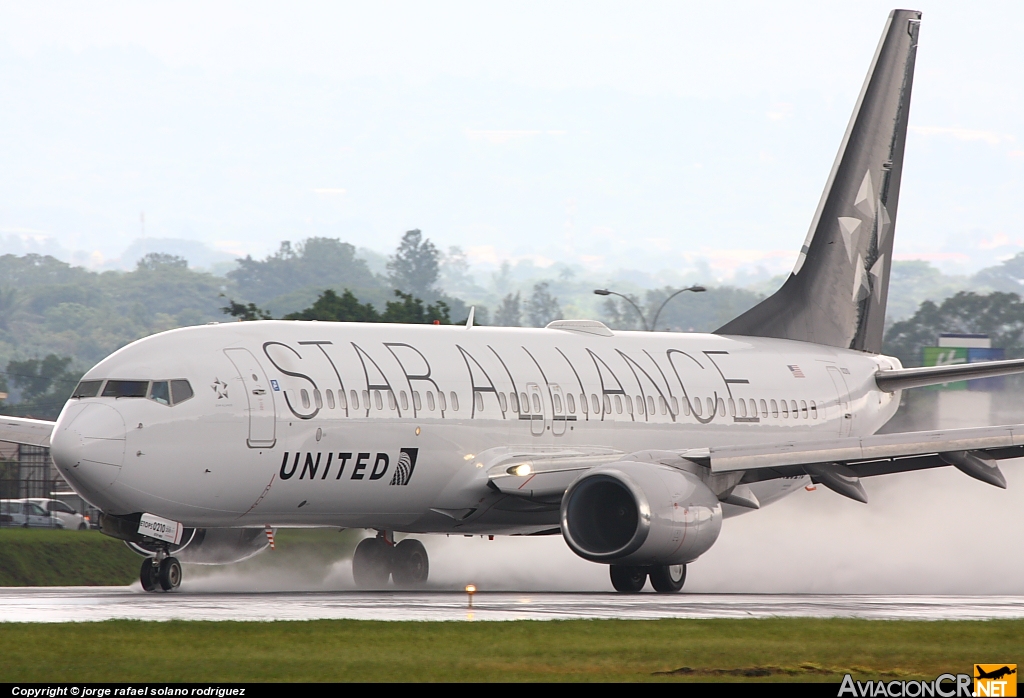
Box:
3;587;1024;622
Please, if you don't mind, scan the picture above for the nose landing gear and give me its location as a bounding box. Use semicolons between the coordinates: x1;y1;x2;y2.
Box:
351;532;430;589
139;550;182;592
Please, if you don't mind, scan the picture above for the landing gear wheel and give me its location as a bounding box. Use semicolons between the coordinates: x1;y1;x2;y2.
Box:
352;537;393;588
649;564;686;593
391;539;429;588
158;557;182;591
140;559;158;592
609;565;648;592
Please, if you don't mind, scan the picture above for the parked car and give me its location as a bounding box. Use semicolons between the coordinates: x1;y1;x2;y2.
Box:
0;499;64;528
26;498;91;530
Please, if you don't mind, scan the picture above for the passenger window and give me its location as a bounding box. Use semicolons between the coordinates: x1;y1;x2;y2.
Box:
728;398;736;417
361;390;370;407
388;391;396;410
760;399;768;418
738;399;747;417
510;392;519;412
781;400;789;418
552;393;562;412
314;389;323;410
439;391;448;411
659;396;667;415
72;380;103;398
325;390;335;409
749;399;757;418
149;381;171;406
426;391;436;411
102;380;149;398
351;390;360;410
602;394;611;414
400;391;409;411
449;392;458;411
532;393;542;413
338;390;347;409
801;400;808;418
635;396;643;415
647;396;655;415
593;394;602;414
374;390;383;410
474;392;484;412
791;400;799;417
811;401;818;419
771;399;779;417
499;392;508;411
717;397;725;416
693;398;702;417
301;389;311;409
674;397;683;416
170;380;193;404
521;393;530;413
614;395;623;414
413;391;422;411
566;393;575;414
579;394;587;414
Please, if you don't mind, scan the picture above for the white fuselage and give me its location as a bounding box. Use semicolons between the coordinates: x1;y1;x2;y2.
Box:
49;321;902;534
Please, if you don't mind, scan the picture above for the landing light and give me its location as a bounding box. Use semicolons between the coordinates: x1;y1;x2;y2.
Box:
463;453;475;461
507;463;532;477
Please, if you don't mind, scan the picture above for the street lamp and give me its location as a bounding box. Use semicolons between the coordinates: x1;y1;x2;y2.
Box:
594;285;705;332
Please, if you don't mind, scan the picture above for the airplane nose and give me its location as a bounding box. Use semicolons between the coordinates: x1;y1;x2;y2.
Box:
51;403;126;492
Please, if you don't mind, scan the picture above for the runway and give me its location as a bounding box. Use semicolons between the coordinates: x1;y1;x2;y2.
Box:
2;587;1024;623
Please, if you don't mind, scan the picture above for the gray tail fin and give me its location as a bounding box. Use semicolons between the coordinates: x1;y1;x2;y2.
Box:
716;10;921;353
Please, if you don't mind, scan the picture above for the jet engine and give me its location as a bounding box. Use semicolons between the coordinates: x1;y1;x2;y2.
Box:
127;527;270;565
560;461;722;566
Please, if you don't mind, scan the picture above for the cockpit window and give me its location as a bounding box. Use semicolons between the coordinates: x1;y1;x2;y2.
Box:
102;380;149;398
71;380;103;398
171;380;194;404
149;381;171;405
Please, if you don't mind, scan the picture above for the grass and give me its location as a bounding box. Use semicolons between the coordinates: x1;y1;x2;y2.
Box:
0;528;139;585
2;618;1021;682
0;527;358;586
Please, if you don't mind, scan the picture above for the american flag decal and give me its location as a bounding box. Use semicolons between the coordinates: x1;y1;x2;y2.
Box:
788;365;805;378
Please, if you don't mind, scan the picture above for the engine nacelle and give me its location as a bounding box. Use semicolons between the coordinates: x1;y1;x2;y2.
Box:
560;461;722;566
127;527;270;565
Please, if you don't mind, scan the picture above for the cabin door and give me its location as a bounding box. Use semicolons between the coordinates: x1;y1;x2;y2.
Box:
224;348;277;448
826;366;852;438
526;383;546;436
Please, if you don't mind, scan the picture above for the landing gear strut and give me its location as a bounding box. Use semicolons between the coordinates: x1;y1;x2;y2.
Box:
609;564;687;593
140;550;182;593
351;532;430;588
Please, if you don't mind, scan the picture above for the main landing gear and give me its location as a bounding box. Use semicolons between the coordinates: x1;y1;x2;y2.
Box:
140;552;182;592
609;564;686;593
352;532;429;589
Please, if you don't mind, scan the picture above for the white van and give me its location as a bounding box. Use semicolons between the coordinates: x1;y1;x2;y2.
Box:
0;499;64;528
25;498;90;530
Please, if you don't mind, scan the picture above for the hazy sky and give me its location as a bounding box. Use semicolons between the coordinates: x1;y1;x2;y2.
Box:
1;1;1023;278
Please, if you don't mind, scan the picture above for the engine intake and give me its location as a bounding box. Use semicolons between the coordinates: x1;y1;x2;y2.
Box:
560;461;722;565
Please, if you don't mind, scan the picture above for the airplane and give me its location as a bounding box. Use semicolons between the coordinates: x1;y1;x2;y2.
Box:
4;9;1024;594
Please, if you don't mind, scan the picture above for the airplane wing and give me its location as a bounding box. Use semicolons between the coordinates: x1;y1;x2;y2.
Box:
0;416;56;448
703;423;1023;501
486;423;1024;506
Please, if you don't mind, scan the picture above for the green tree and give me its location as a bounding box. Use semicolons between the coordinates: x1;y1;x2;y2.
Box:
380;291;451;324
228;238;382;307
283;290;380;322
494;292;522;327
221;299;273;321
525;282;562;327
883;291;1024;367
3;354;82;420
136;253;188;271
387;230;440;298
